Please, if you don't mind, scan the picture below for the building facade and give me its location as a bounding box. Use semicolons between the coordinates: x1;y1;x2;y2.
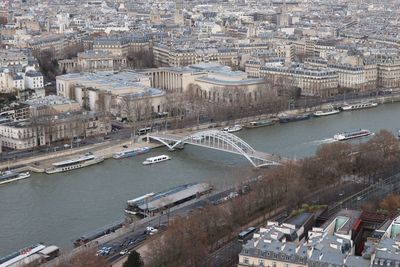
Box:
0;112;111;150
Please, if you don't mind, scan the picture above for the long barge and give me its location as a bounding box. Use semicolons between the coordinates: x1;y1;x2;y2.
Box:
0;244;59;267
73;218;125;247
125;182;213;217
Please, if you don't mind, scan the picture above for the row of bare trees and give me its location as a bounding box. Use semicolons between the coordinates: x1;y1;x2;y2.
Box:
118;93;156;138
148;82;291;130
145;130;400;266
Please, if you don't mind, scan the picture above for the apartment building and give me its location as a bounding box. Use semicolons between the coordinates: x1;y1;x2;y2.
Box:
259;65;338;97
0;49;32;67
238;209;366;267
28;35;68;59
0;103;30;122
0;112;111;150
328;64;366;90
377;56;400;88
24;71;44;89
93;35;150;57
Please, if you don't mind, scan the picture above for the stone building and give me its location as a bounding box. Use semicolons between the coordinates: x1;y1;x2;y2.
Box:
258;65;338;97
0;111;111;150
92;35;150;57
28;34;68;59
238;210;366;267
59;50;126;73
143;63;267;103
328;64;366;90
377;56;400;88
56;71;166;118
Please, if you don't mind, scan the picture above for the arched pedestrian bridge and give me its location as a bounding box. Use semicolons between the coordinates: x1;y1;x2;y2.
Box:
147;130;286;168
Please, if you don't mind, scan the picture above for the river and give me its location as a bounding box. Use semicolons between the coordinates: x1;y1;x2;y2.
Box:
0;102;400;256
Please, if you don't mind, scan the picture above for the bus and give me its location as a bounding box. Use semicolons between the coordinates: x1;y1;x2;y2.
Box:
238;227;256;242
137;127;152;135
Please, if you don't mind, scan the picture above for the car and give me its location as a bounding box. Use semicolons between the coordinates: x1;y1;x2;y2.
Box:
119;249;128;255
228;192;239;199
145;226;159;235
95;250;104;256
149;229;159;235
123;145;128;148
356;196;364;201
338;191;344;197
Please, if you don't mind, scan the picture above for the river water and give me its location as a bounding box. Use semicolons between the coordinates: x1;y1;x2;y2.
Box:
1;102;400;256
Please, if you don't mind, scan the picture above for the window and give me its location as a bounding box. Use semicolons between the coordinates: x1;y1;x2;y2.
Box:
243;257;249;264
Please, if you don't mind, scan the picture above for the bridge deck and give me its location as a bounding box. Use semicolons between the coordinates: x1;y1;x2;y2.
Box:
147;131;288;166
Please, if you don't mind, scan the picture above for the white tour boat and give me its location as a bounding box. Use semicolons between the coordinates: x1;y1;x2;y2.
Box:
222;124;243;133
45;153;104;174
142;155;171;165
0;170;31;185
334;129;373;141
313;105;341;117
341;102;378;111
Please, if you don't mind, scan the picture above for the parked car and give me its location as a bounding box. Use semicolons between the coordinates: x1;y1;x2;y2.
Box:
145;226;159;235
119;249;129;255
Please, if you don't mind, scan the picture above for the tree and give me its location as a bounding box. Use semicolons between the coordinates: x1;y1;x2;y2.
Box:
379;194;400;213
123;251;144;267
127;50;155;69
63;43;84;59
35;49;60;81
53;248;108;267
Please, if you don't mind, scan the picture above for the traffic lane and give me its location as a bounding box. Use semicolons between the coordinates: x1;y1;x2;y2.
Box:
101;189;236;255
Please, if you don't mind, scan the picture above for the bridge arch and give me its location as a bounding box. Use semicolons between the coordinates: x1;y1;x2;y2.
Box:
147;130;281;168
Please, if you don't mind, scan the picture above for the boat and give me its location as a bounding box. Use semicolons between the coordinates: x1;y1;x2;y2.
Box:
279;114;311;123
74;219;124;247
125;182;212;217
313;106;341;117
222;124;243;133
0;170;31;185
244;119;276;129
334;129;373;141
113;147;150;159
341;102;378;111
142;155;171;165
0;243;60;266
45;153;104;174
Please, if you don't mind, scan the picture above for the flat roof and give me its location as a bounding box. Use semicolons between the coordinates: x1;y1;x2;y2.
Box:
285;212;314;228
138;183;211;211
38;245;59;255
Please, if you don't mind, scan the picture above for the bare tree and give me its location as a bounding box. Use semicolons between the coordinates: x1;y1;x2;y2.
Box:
53;248;108;267
120;95;139;140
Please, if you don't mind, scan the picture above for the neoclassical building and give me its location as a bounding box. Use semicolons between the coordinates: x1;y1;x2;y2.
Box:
59;50;126;73
56;71;166;118
142;63;268;103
